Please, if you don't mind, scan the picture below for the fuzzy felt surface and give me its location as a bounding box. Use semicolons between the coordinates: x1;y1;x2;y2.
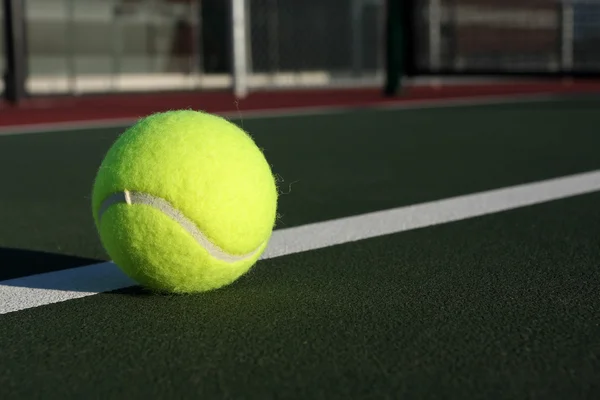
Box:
91;110;278;292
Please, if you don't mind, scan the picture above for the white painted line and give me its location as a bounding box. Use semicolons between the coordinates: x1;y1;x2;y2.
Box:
1;169;600;315
0;263;135;315
264;169;600;259
0;92;558;137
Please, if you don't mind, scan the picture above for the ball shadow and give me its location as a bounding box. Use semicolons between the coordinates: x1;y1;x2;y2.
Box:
0;247;135;293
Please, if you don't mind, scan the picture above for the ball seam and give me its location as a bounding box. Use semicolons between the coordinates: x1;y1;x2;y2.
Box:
97;190;265;263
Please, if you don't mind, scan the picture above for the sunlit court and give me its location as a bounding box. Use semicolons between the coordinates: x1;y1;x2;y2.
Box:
1;1;600;398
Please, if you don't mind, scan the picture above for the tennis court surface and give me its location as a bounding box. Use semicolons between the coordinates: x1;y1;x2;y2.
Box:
1;92;600;398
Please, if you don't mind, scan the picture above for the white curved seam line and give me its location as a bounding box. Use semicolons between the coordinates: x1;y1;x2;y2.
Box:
124;190;132;205
97;190;263;263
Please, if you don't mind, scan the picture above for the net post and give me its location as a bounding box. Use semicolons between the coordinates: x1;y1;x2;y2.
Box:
384;0;405;96
560;0;575;73
428;0;442;72
230;0;249;98
2;0;27;104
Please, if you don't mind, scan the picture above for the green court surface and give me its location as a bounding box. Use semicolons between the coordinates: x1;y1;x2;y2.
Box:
1;97;600;399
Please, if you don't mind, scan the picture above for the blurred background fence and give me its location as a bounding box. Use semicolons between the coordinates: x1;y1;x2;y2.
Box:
1;0;386;97
414;0;600;74
2;0;600;100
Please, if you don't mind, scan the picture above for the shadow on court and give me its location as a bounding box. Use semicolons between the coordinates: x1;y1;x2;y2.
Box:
0;247;134;293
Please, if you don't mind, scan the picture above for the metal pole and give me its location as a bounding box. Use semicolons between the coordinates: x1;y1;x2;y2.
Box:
428;0;442;72
66;0;77;94
2;0;27;103
231;0;249;98
384;0;404;96
561;1;574;71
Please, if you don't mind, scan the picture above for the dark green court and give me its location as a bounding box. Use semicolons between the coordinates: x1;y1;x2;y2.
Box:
1;97;599;399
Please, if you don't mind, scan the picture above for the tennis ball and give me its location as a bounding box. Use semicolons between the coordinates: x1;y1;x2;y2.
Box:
91;110;278;293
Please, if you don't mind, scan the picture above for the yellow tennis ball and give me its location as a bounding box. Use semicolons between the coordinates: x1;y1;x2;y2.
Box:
91;110;278;293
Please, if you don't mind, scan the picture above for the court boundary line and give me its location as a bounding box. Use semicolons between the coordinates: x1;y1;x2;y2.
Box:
1;169;600;315
0;92;559;136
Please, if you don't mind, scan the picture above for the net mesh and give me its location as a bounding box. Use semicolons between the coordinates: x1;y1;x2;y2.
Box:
11;0;600;96
414;0;600;73
247;0;385;86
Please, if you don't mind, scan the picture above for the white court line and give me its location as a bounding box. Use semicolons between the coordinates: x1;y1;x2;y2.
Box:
1;169;600;315
0;92;558;136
